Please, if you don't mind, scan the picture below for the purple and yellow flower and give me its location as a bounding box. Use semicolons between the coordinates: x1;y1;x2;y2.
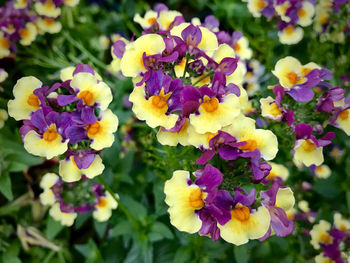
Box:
0;32;11;58
218;188;271;245
39;173;59;206
310;220;333;249
49;203;77;226
8;76;42;120
34;0;61;18
36;17;62;34
93;192;118;222
22;109;70;159
120;34;165;77
59;154;105;182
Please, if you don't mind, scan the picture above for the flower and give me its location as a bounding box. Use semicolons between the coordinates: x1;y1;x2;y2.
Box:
0;109;8;129
93;192;118;222
333;213;350;231
8;76;42;120
0;32;11;58
19;22;37;46
39;173;59;206
59;154;105;182
49;203;77;226
266;162;289;181
310;220;333;249
34;0;61;18
22;109;70;159
278;26;304;45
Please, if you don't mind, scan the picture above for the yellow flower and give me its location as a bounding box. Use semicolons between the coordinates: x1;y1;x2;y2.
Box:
86;109;119;151
36;17;62;34
70;72;112;110
314;165;331;179
35;0;61;18
59;155;105;182
24;124;69;159
223;115;278;161
49;203;77;226
278;26;304;45
0;32;11;59
189;94;241;134
93;192;118;222
315;254;334;263
128;85;178;129
19;23;37;46
63;0;79;7
39;173;59;206
121;34;165;77
334;213;350;231
8;76;42;120
156;119;191;147
266;162;289;181
294;139;323;166
297;1;315;27
260;96;283;121
164;170;203;233
336;109;350;135
310;220;332;249
218;204;270;245
247;0;268;17
0;109;8;129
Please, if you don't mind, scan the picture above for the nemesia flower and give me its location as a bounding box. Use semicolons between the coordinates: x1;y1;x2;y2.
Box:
260;183;295;240
278;26;304;45
63;0;79;7
49;203;77;226
7;76;42;120
218;188;271;245
297;1;315;27
333;213;350;231
260;96;283;121
93;192;118;222
22;109;69;159
265;162;289;181
310;220;333;249
314;253;334;263
59;154;105;182
0;31;11;58
39;173;59;206
19;22;37;46
311;164;331;179
0;68;8;83
34;0;61;18
36;17;62;34
293;123;334;166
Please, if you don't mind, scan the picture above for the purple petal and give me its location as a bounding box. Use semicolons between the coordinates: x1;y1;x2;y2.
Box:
81;107;97;124
73;63;95;76
65;126;88;144
270;206;294;237
194;164;223;192
73;152;95;169
197;149;216;165
113;40;126;58
57;95;79;106
294;123;313;139
287;86;314;102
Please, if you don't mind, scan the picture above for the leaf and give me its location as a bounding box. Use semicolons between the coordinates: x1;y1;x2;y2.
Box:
120;195;147;221
45;216;64;240
110;220;133;238
93;220;108;239
149;222;173;241
173;247;191;263
0;172;13;201
234;245;249;263
74;239;103;263
313;176;339;198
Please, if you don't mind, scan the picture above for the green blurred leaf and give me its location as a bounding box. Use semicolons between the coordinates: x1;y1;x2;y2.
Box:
149;222;173;242
234;244;249;263
120;195;147;221
93;220;108;239
75;239;103;263
45;216;64;240
0;172;13;201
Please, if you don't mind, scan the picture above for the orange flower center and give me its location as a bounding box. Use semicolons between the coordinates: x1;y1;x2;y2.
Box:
19;28;29;39
340;224;347;231
234;43;241;52
189;188;204;209
44;0;54;9
239;139;258;152
301;139;316;152
338;110;349;121
298;8;306;17
43;125;59;142
0;37;10;49
301;67;312;76
148;17;157;25
257;0;267;10
266;171;277;179
286;71;298;85
27;93;40;108
315;166;323;173
285;26;295;35
44;18;55;26
96;198;107;208
201;96;219;112
232;205;250;221
151;95;168;109
269;103;282;118
320;233;332;244
78;90;94;105
87;122;101;136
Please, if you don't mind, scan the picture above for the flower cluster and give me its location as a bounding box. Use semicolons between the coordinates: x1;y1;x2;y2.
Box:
39;173;118;226
243;0;316;44
116;4;297;246
310;213;350;263
259;56;343;167
314;0;350;43
8;63;118;183
0;0;79;58
164;165;295;244
0;68;8;128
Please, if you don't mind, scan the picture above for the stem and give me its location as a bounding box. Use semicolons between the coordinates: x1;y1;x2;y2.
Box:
97;176;138;227
63;31;108;71
192;72;213;86
182;57;189;78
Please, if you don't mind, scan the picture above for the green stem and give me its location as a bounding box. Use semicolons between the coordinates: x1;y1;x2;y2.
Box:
63;31;108;71
192;72;213;86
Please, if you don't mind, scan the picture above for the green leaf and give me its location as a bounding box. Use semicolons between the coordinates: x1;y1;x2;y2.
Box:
173;247;191;263
120;195;147;221
110;220;133;238
0;172;13;201
149;222;173;241
234;244;249;263
45;216;64;240
75;239;103;263
93;220;108;239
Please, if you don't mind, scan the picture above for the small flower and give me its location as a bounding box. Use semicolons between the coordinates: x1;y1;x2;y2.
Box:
297;1;315;27
278;26;304;45
313;164;331;179
333;213;350;231
39;173;59;206
63;0;80;7
8;76;42;120
59;155;105;182
266;162;289;181
49;203;77;226
19;22;37;46
260;96;283;121
93;192;118;222
0;109;8;129
0;32;11;59
36;17;62;34
35;0;61;18
310;220;333;249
